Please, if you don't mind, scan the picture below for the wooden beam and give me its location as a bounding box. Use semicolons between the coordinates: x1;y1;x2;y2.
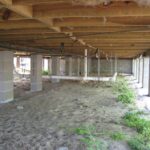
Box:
62;26;150;33
13;0;69;5
7;5;33;18
0;0;12;5
0;28;56;34
0;0;33;18
0;19;45;29
53;18;122;27
33;2;150;18
109;16;150;25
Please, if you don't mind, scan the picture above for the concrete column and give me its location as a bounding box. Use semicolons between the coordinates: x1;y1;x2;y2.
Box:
114;56;118;73
143;57;149;94
72;57;77;76
77;57;81;76
142;57;144;87
69;57;73;76
138;58;140;82
110;58;113;76
0;51;13;103
84;49;88;78
31;54;42;92
148;57;150;96
138;58;141;83
98;56;100;78
48;58;52;75
132;59;135;75
134;59;137;79
42;59;44;71
88;57;91;76
135;58;138;80
139;57;143;86
56;57;61;76
16;56;20;68
59;58;66;76
51;57;57;75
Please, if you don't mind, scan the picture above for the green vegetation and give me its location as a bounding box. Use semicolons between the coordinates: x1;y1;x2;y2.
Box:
74;126;107;150
123;111;150;134
42;70;49;75
110;132;125;141
75;77;149;150
128;136;150;150
113;77;135;104
123;111;150;150
114;77;150;150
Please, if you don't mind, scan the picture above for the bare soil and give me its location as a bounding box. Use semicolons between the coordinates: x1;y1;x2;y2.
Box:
0;80;134;150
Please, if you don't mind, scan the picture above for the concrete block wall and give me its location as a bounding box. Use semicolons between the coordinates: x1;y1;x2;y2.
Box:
55;58;132;76
117;59;132;74
44;57;133;76
90;58;132;75
65;57;84;76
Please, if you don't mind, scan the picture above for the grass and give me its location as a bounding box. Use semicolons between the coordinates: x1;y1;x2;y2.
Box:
74;127;127;149
128;136;150;150
75;76;149;150
110;132;125;141
74;126;107;150
123;111;150;134
123;111;150;150
113;77;136;104
113;77;150;150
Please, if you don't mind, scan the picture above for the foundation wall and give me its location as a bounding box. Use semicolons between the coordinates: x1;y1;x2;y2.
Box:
90;59;132;75
47;57;133;76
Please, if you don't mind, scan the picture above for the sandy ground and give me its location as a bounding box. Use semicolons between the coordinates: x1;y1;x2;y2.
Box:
0;79;134;150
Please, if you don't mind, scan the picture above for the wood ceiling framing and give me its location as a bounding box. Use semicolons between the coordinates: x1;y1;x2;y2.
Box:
0;0;150;58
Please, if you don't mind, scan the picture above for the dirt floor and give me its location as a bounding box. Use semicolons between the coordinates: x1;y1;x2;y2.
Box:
0;79;135;150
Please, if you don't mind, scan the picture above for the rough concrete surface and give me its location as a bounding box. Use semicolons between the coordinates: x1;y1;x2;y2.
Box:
0;80;133;150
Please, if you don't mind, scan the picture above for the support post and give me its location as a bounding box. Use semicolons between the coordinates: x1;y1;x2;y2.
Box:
138;58;141;83
134;59;137;79
139;56;143;87
114;55;118;73
31;54;42;92
48;58;52;75
132;59;135;76
98;50;100;80
56;57;61;76
148;57;150;96
51;57;57;76
132;59;134;75
142;57;144;87
77;57;81;76
69;57;73;76
143;57;150;95
84;49;88;79
0;51;14;103
88;57;91;76
136;58;139;82
16;56;20;69
42;58;45;71
110;57;113;76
